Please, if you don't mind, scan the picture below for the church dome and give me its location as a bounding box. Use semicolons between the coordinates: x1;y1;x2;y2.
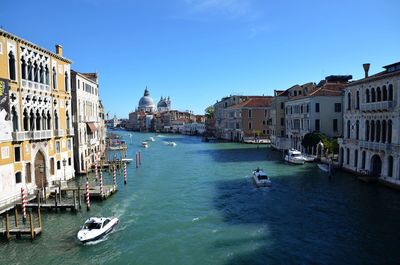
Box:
138;88;155;111
157;97;168;108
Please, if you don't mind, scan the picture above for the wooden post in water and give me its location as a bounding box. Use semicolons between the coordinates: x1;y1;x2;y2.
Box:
73;190;77;212
78;187;82;209
37;207;42;228
139;151;142;165
29;210;34;240
44;187;47;204
59;185;62;203
5;211;10;240
14;207;19;228
136;153;138;168
54;189;58;212
37;190;41;209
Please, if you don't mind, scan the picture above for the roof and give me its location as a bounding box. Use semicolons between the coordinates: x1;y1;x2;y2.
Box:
0;28;72;63
347;61;400;86
228;97;273;109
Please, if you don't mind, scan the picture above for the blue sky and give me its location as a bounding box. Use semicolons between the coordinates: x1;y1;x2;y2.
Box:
2;0;399;117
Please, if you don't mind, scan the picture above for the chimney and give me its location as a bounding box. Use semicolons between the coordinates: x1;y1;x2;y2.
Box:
363;63;370;78
55;44;63;56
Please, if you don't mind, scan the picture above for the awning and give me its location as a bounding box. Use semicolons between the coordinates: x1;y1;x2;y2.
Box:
86;122;97;134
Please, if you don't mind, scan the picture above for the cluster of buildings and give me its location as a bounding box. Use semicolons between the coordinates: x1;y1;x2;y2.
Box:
208;62;400;187
126;88;205;135
0;29;106;206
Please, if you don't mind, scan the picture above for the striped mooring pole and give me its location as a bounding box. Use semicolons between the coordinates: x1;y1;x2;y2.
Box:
21;187;27;221
85;177;90;211
99;170;104;198
139;151;142;165
113;164;117;188
136;153;139;168
95;160;99;181
123;161;127;185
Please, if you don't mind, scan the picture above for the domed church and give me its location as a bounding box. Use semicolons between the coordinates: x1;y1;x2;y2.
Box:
157;96;171;112
138;87;156;113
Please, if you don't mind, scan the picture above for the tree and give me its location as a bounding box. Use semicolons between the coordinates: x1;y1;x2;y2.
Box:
205;105;215;119
301;132;339;154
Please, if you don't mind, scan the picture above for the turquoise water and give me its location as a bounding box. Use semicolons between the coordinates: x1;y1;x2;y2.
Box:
1;131;400;265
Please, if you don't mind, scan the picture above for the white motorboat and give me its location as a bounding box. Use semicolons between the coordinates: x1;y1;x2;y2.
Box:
301;154;316;162
149;137;155;142
77;217;119;243
252;168;272;187
121;158;133;164
317;163;330;173
142;141;149;148
284;149;305;164
167;141;177;147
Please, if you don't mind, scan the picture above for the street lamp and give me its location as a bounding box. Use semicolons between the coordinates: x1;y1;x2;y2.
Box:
62;158;67;181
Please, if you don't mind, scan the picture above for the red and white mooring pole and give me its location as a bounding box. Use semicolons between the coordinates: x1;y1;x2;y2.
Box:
85;178;90;211
21;187;27;220
113;164;117;188
123;161;127;185
99;170;104;198
94;160;99;181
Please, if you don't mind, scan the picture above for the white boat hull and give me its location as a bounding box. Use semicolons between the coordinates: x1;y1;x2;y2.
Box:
284;155;305;164
77;217;119;243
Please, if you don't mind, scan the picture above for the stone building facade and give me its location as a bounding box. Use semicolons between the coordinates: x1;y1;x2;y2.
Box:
339;62;400;186
0;29;74;204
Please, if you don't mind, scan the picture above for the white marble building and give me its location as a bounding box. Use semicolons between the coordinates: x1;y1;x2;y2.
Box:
339;62;400;186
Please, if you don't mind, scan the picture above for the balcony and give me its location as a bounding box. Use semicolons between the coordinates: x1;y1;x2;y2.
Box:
67;128;74;136
21;79;50;92
359;141;389;151
12;130;52;141
32;130;52;140
53;129;65;137
360;101;394;112
12;131;30;141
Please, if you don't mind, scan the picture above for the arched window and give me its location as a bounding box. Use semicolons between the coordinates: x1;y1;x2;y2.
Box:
388;120;392;143
39;64;44;84
371;120;375;142
365;120;369;141
346;148;350;164
366;89;370;103
29;109;35;131
388;156;394;177
356;91;360;109
347;120;351;138
382;85;387;101
54;111;59;130
371;88;376;102
42;110;47;130
377;87;381;101
347;92;351;110
21;57;27;80
8;51;16;80
52;67;57;89
382;120;387;143
388;84;393;101
354;149;358;167
376;120;381;142
64;72;69;92
11;106;18;132
34;62;39;82
28;59;33;81
66;111;70;129
356;120;359;140
45;66;49;85
23;109;29;131
47;111;51;130
361;151;366;169
36;110;41;131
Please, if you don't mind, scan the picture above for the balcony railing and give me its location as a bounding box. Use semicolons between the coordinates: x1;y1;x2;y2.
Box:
359;141;389;151
67;128;74;136
360;101;394;112
12;130;52;141
32;130;52;140
21;79;50;92
54;129;65;137
12;131;30;141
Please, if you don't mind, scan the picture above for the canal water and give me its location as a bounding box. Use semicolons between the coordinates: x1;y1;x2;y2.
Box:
1;131;400;265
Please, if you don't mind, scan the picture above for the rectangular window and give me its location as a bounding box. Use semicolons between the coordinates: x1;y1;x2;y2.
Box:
78;79;80;89
315;103;320;113
14;146;21;162
248;122;252;129
263;120;266;125
68;139;72;151
280;102;284;109
315;119;320;131
56;141;60;153
50;158;55;175
333;119;338;131
281;130;284;136
25;163;31;183
15;172;22;183
68;157;72;166
248;110;252;118
57;160;61;170
280;118;284;126
334;103;341;112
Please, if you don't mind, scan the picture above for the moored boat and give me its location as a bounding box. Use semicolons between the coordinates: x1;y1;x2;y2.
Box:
121;158;133;164
252;168;272;187
142;141;149;148
301;154;316;162
317;163;331;173
77;217;119;243
284;149;305;164
167;141;176;146
149;137;155;142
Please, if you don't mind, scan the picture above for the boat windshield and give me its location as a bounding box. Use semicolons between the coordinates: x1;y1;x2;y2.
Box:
84;221;102;230
258;175;269;180
292;153;302;158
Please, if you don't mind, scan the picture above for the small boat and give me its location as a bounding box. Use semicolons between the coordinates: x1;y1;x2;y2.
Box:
142;142;149;148
167;141;176;147
77;217;119;243
284;149;305;164
318;163;330;173
301;154;316;162
252;168;272;187
149;137;155;142
121;158;133;164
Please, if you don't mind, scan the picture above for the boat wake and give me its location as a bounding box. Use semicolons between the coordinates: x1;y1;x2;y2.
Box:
83;229;117;246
